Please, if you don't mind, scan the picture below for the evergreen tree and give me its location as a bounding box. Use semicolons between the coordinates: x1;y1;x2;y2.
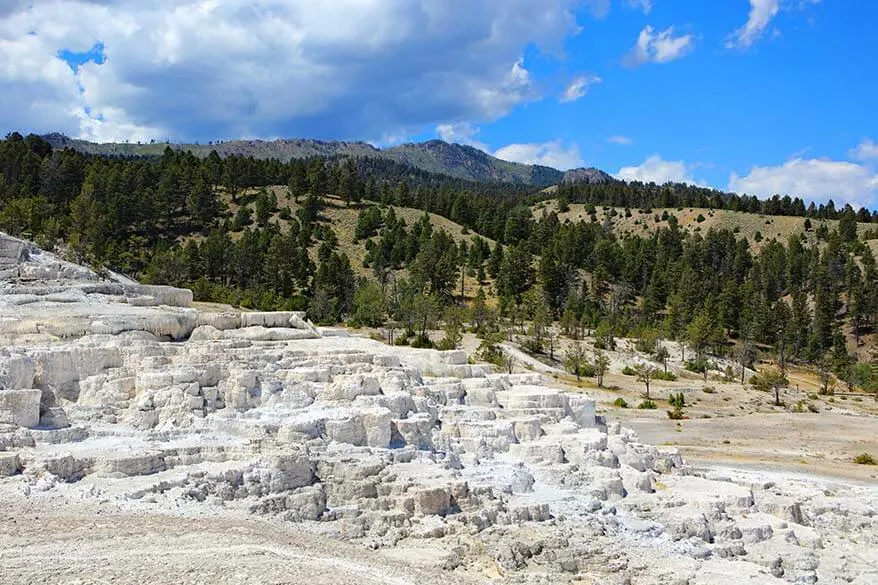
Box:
498;244;535;306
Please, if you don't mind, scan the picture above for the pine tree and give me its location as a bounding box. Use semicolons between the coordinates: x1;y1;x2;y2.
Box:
497;244;534;306
565;342;587;381
593;350;610;388
307;158;327;197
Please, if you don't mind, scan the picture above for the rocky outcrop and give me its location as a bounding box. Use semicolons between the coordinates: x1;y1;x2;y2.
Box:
561;166;615;185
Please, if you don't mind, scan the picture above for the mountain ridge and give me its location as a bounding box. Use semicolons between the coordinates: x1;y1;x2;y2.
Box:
42;133;571;186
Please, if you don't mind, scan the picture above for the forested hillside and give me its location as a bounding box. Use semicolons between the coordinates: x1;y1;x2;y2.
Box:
2;131;877;392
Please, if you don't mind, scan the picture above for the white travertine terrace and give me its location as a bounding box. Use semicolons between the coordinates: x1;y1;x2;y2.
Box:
0;232;875;585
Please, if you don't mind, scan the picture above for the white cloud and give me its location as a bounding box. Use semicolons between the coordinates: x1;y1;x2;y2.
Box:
726;0;780;48
729;157;878;207
626;0;652;14
584;0;611;19
624;25;694;66
608;135;633;145
494;140;584;170
560;74;602;102
435;122;488;151
851;139;878;161
617;154;702;185
0;0;585;142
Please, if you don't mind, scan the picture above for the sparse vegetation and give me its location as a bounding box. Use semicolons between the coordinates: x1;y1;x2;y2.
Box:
613;397;629;408
751;367;789;406
638;399;657;410
854;453;876;465
792;400;819;414
668;393;686;408
666;392;686;419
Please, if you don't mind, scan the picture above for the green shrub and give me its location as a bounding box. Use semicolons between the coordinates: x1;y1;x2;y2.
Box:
410;334;434;349
685;360;707;374
622;366;636;376
232;206;253;231
790;400;819;413
702;386;716;394
696;214;705;223
578;363;597;377
638;399;657;410
667;408;685;420
654;371;677;382
393;335;410;346
435;338;457;351
854;453;876;465
668;392;686;408
354;206;383;240
613;397;628;408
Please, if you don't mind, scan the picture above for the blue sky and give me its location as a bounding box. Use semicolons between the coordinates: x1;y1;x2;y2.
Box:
1;1;876;206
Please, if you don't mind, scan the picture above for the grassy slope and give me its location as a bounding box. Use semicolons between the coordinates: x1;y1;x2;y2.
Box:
533;200;875;251
222;186;497;301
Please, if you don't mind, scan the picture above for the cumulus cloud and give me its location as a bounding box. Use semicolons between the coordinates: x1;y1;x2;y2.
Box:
560;74;602;102
726;0;780;48
729;157;878;207
617;154;702;185
851;139;878;161
608;135;633;145
435;122;488;151
494;140;584;170
0;0;585;142
624;25;694;66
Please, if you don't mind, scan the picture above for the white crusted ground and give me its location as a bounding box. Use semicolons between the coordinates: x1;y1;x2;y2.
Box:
0;233;876;585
